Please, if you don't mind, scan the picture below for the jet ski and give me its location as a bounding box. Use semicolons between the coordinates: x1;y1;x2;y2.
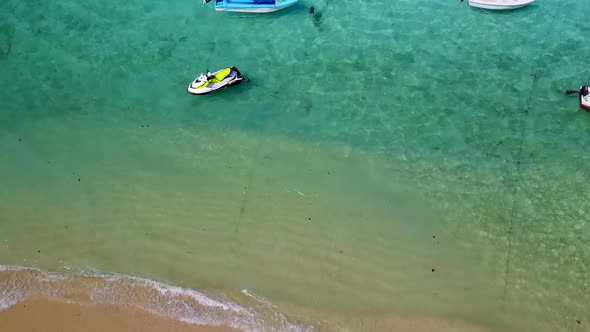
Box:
187;66;244;95
566;86;590;111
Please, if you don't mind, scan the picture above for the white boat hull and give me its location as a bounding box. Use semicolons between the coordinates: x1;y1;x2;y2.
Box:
215;0;296;12
468;0;535;10
581;86;590;111
215;3;293;14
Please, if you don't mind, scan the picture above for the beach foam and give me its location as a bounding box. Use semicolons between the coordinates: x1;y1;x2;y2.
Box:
0;264;315;332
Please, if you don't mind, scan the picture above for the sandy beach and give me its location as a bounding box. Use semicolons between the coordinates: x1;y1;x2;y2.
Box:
0;298;497;332
0;299;239;332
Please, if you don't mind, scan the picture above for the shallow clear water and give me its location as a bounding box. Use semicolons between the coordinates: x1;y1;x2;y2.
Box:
1;0;589;331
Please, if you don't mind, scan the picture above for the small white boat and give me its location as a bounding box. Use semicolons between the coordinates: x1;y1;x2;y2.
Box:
208;0;298;13
468;0;535;10
580;86;590;111
566;86;590;111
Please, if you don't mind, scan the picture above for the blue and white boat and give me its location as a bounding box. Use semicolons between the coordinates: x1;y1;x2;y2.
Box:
468;0;535;10
209;0;298;13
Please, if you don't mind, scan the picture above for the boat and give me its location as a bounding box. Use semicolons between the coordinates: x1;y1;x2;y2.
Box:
209;0;298;13
566;86;590;111
468;0;535;10
580;86;590;111
187;67;244;95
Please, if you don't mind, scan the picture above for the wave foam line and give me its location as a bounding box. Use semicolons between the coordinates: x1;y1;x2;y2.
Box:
0;264;315;332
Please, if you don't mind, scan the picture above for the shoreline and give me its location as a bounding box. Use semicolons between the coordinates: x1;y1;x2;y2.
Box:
0;264;500;332
0;298;240;332
0;298;498;332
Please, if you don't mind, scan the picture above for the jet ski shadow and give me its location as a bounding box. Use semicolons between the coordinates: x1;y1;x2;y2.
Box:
239;76;281;98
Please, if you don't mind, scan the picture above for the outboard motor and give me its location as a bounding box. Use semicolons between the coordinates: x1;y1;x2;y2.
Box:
567;88;582;95
582;86;589;97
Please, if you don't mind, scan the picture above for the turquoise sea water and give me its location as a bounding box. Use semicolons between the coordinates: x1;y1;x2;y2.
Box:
1;0;589;331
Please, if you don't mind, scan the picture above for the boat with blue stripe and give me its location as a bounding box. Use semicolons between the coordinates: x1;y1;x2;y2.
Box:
467;0;535;10
211;0;298;13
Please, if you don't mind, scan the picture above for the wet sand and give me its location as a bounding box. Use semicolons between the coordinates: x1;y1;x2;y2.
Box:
0;299;239;332
0;299;498;332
